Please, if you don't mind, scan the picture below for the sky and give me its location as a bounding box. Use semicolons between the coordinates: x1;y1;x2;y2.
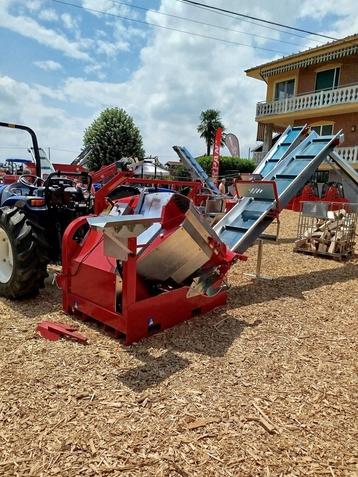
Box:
0;0;357;164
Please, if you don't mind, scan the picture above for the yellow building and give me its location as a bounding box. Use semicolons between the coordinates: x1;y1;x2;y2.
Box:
246;34;358;168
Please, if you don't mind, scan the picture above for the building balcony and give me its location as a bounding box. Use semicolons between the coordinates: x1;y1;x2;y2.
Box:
337;145;358;163
256;83;358;121
252;145;358;166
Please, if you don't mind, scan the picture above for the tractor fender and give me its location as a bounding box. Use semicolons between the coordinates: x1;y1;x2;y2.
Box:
1;195;26;207
1;195;25;207
0;184;6;199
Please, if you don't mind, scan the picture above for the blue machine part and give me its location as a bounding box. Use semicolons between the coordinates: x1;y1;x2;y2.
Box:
172;146;220;195
214;130;341;254
254;125;307;177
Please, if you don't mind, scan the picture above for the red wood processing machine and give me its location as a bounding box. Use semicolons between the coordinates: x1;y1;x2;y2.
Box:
58;127;341;343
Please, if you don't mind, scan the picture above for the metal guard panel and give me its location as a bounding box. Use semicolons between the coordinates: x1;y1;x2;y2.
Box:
137;207;215;283
137;225;211;283
87;214;160;233
235;180;278;202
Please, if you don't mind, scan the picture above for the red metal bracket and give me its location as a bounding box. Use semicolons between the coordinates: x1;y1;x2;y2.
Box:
36;321;88;344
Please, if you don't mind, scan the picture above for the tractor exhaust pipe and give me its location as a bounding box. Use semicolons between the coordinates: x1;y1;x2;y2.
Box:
0;121;41;177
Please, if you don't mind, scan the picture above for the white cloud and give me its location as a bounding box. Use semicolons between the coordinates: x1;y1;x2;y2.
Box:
58;0;281;158
81;0;143;51
34;60;63;71
0;0;91;61
38;9;59;22
81;0;136;18
0;75;87;163
84;64;106;80
298;0;358;37
61;12;79;30
25;0;43;12
1;0;355;165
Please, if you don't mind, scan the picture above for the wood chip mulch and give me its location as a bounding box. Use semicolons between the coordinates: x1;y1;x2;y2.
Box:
0;210;357;476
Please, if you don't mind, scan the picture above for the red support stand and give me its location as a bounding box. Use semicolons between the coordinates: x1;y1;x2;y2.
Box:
36;321;88;344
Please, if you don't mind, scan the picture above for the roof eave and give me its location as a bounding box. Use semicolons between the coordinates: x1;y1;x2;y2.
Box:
245;34;358;79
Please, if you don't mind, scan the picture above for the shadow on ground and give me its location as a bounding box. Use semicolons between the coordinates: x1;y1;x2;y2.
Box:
231;262;358;306
117;262;357;391
2;263;357;392
117;317;261;392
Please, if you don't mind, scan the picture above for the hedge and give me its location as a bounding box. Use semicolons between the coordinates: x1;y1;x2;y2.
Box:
197;156;255;176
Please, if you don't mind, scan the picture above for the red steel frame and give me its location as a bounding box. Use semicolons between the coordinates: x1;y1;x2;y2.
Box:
58;171;249;344
59;215;230;344
94;172;204;214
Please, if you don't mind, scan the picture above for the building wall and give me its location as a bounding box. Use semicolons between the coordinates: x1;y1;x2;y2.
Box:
296;57;358;95
256;53;358;147
293;112;358;146
265;71;299;101
264;56;358;101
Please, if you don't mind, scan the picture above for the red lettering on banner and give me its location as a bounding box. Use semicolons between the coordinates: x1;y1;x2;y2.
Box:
211;127;222;182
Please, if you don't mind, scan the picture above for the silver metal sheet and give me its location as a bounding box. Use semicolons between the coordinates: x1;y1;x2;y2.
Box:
133;162;170;177
137;222;162;247
103;229;131;260
205;198;225;213
88;214;161;239
236;181;277;201
137;225;210;283
186;204;221;244
138;192;173;218
137;206;217;283
301;201;329;218
89;214;162;260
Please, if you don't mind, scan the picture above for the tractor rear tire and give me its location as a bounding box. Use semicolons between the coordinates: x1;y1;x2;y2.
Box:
0;207;49;299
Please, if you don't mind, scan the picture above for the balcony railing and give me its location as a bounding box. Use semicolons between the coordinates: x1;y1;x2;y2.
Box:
252;145;358;166
256;84;358;117
336;146;358;163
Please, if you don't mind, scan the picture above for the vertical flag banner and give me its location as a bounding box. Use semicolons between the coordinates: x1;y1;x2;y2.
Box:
223;133;240;158
211;127;222;182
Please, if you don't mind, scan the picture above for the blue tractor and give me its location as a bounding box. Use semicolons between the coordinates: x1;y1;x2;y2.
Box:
0;122;93;299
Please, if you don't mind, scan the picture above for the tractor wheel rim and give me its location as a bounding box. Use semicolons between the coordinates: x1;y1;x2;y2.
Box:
0;227;13;284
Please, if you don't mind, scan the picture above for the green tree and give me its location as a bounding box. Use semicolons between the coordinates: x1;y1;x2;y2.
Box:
83;107;145;170
197;109;225;156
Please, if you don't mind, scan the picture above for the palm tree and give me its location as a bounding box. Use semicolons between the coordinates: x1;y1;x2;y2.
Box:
197;109;225;156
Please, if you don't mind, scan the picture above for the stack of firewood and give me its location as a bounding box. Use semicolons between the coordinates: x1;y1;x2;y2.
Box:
295;209;356;256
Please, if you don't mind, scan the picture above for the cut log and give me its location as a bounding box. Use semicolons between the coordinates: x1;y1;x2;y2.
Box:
328;240;336;254
318;243;328;253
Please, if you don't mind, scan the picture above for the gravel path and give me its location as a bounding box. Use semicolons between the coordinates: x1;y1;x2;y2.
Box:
0;210;357;476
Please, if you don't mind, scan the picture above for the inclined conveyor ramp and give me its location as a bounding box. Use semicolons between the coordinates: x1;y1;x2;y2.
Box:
172;145;220;195
254;124;307;177
214;131;341;254
172;125;306;195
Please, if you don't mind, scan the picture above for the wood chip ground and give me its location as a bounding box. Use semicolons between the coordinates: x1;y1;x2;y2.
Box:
0;211;357;476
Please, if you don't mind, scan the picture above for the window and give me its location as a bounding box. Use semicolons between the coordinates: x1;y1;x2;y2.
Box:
315;68;340;92
274;79;295;100
311;124;334;135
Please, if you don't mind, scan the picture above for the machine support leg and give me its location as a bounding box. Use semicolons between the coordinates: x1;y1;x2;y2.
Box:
244;239;272;281
122;237;137;313
275;218;280;241
256;239;263;276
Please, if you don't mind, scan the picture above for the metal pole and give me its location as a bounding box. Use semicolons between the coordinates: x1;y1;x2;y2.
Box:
256;239;263;277
243;239;272;281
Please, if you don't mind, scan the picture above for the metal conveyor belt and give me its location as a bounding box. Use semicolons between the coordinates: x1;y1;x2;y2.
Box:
173;145;220;195
214;130;341;254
